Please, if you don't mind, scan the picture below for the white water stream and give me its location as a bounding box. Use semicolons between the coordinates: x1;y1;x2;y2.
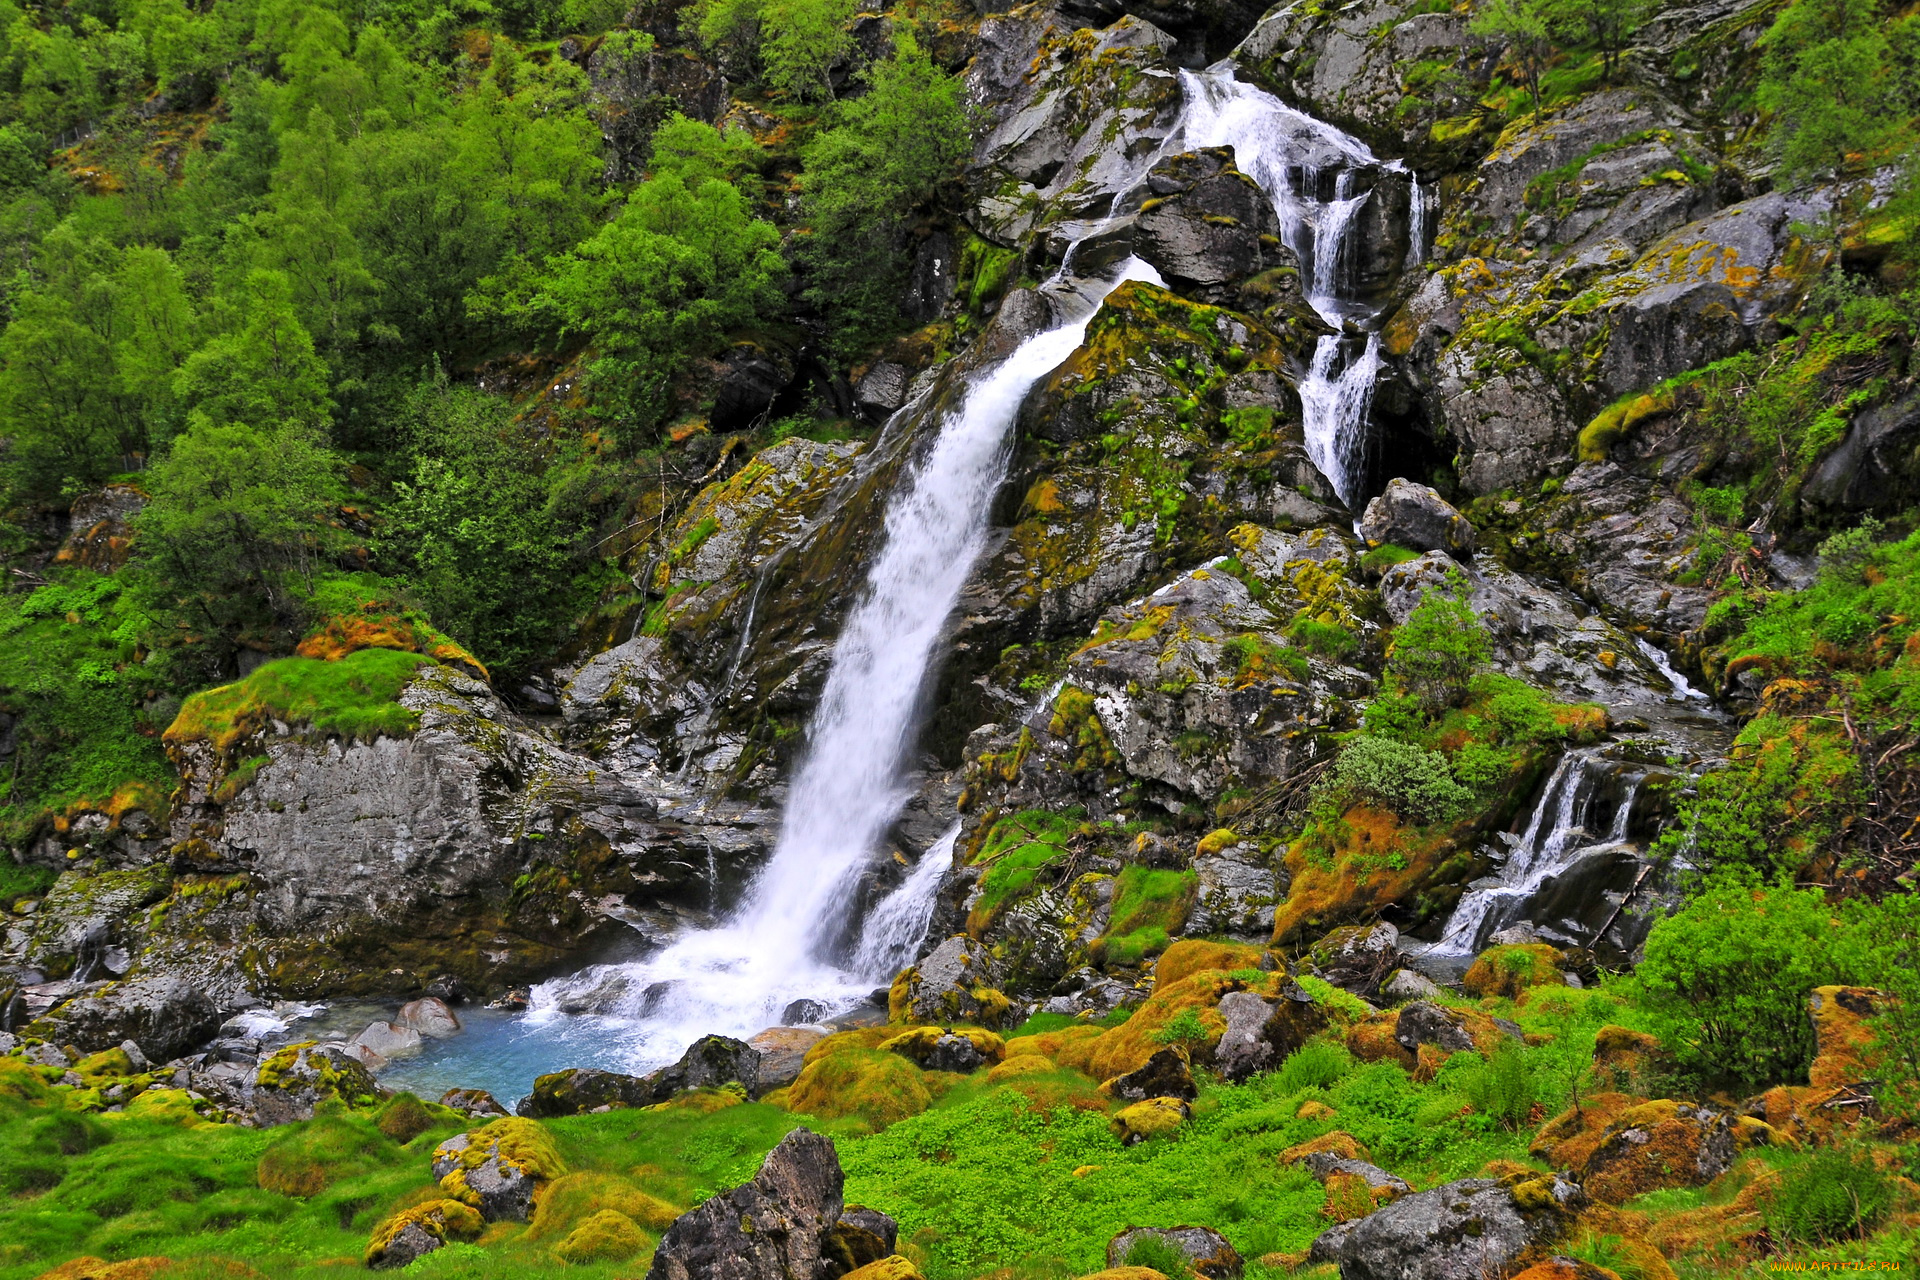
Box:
1431;751;1644;956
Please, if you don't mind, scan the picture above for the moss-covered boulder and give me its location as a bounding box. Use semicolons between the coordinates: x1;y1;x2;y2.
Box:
364;1197;483;1270
877;1026;1006;1073
1463;944;1569;999
1110;1096;1191;1145
787;1046;931;1131
1574;1100;1786;1204
888;936;1012;1029
248;1042;386;1126
431;1116;566;1222
554;1208;650;1263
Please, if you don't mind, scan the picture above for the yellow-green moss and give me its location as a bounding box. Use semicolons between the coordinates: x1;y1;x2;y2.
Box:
786;1048;931;1130
165;647;433;754
365;1198;483;1265
553;1208;651;1263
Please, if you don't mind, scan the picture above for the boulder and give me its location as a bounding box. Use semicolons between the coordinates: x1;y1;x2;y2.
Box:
889;937;1011;1029
350;1021;423;1061
249;1042;387;1126
750;1026;829;1094
1359;479;1476;559
1291;1151;1411;1197
825;1205;901;1275
1212;984;1329;1082
783;998;831;1025
396;997;462;1040
1394;1002;1475;1055
1132;148;1290;304
440;1088;511;1119
1575;1100;1783;1203
519;1068;655;1117
1110;1096;1191;1144
1102;1047;1196;1101
854;363;912;419
879;1026;1006;1073
1187;844;1283;939
432;1118;565;1222
1106;1224;1243;1278
1379;969;1439;1002
646;1128;847;1280
27;972;219;1064
365;1198;483;1270
1323;1175;1584;1280
647;1034;761;1098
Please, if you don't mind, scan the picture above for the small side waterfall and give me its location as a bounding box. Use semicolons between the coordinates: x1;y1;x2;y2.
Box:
1432;751;1646;956
1181;66;1414;510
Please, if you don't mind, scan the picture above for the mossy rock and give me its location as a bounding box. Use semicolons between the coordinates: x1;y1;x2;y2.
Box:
843;1257;927;1280
1575;1100;1786;1204
1462;944;1568;999
1154;939;1266;991
375;1092;440;1143
877;1026;1006;1070
72;1048;136;1082
787;1048;931;1131
1109;1097;1190;1145
365;1197;483;1268
987;1054;1057;1083
554;1207;651;1263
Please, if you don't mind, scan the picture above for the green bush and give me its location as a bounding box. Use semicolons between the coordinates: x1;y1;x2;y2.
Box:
1288;618;1356;661
1766;1147;1894;1243
1456;1041;1535;1130
1638;878;1868;1090
1386;571;1490;713
1315;735;1474;825
1274;1040;1352;1093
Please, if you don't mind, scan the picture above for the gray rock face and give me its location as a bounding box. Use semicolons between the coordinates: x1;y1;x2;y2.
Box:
1329;1176;1584;1280
1379;969;1440;1002
1359;478;1476;557
350;1020;423;1063
520;1067;657;1117
1132;148;1290;302
1107;1223;1244;1277
1213;990;1279;1081
440;1088;511;1119
853;362;912;418
1804;389;1920;512
1187;844;1283;939
1294;1151;1411;1196
646;1128;846;1280
923;1033;991;1074
895;936;1008;1027
28;972;218;1065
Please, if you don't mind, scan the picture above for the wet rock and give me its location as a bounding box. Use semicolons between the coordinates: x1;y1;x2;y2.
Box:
27;972;218;1064
646;1128;846;1280
1394;1002;1475;1055
397;997;462;1040
520;1068;655;1118
1106;1224;1243;1278
1325;1175;1584;1280
1804;388;1920;513
440;1088;512;1119
1132;148;1290;304
1359;478;1476;558
249;1042;387;1127
750;1026;828;1094
1103;1046;1196;1102
1213;984;1329;1082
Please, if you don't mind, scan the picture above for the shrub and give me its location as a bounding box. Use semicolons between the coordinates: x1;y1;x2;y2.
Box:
1386;571;1490;713
1289;618;1356;661
1275;1040;1352;1093
1638;878;1868;1090
1457;1040;1536;1130
1315;735;1474;825
1766;1147;1894;1243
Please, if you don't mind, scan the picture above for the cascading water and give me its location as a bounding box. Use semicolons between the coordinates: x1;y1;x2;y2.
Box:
1180;65;1414;510
1431;751;1645;957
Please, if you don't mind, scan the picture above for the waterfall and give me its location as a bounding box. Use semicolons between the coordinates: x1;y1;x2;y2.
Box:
1179;66;1412;511
1432;751;1644;956
530;255;1166;1064
1634;637;1710;702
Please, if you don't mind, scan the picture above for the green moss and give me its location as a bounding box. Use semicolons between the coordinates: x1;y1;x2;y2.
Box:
1358;544;1421;574
1095;866;1196;966
165;647;434;753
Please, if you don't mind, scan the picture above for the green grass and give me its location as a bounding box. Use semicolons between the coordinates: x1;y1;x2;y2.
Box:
165;647;435;753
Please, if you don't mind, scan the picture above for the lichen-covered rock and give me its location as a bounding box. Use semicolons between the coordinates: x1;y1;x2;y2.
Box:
1131;148;1290;304
645;1128;846;1280
520;1067;656;1118
1106;1224;1243;1278
879;1026;1006;1073
1291;1150;1411;1198
1211;984;1328;1082
1323;1174;1584;1280
647;1034;761;1098
889;937;1012;1028
365;1197;483;1270
433;1117;565;1222
1463;944;1569;1000
1186;844;1283;940
248;1042;385;1126
1359;479;1476;558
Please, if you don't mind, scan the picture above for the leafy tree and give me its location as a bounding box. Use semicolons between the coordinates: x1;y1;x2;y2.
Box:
1385;570;1491;714
762;0;856;102
798;35;970;352
1857;892;1920;1121
649;112;762;188
382;371;595;680
133;418;343;674
1758;0;1913;188
175;270;332;435
1546;0;1650;83
1471;0;1556;119
1638;877;1868;1090
527;150;785;440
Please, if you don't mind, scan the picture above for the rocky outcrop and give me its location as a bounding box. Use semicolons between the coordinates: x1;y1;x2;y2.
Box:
646;1128;848;1280
1106;1224;1242;1278
1359;479;1476;558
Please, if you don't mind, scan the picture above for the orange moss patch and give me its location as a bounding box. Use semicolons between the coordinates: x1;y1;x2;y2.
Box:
1345;1011;1416;1069
1575;1101;1786;1205
1529;1092;1641;1171
297;607;487;681
1082;970;1243;1080
1507;1259;1621;1280
1463;944;1568;999
1154;939;1265;990
1322;1170;1376;1222
1635;1158;1779;1263
1807;985;1890;1089
1270;806;1458;946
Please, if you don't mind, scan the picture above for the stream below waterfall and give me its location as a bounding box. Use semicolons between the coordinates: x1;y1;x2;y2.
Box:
345;63;1422;1105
